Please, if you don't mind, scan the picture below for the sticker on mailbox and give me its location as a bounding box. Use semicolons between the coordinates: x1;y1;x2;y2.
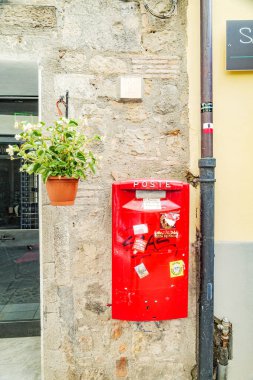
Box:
160;212;180;229
133;224;148;235
143;198;161;210
133;238;147;254
135;263;149;279
154;230;179;239
170;260;184;278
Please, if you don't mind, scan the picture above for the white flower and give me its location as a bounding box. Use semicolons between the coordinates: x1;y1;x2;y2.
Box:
62;117;70;124
23;123;34;132
6;145;14;156
15;134;22;141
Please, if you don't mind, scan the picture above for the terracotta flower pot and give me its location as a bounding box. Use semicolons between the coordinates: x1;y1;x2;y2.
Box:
46;177;79;206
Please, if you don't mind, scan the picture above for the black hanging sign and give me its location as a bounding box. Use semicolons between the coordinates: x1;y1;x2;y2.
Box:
227;20;253;71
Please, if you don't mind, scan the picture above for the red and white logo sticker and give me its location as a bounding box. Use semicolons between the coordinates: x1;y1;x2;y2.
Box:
160;212;180;229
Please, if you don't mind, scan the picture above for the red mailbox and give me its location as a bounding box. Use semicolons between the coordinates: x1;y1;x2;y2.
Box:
112;179;189;321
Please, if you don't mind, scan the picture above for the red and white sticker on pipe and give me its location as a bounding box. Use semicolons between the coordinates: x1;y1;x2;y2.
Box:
203;123;213;134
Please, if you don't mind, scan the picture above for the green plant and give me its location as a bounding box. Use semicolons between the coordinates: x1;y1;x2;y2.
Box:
7;118;100;183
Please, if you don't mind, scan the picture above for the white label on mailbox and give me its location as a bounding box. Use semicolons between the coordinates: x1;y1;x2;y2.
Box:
143;198;162;210
135;263;149;279
133;224;148;235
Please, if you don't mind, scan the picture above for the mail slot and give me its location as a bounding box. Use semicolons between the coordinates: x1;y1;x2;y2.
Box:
112;179;189;321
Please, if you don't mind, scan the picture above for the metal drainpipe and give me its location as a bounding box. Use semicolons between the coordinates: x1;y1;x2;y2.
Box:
198;0;216;379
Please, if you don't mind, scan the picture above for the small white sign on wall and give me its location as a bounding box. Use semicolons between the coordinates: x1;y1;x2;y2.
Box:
119;76;143;100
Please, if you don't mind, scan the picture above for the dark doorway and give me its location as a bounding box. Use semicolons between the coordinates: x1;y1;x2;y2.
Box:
0;62;40;337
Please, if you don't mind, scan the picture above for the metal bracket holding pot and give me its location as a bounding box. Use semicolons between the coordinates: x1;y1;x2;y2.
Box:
56;91;69;118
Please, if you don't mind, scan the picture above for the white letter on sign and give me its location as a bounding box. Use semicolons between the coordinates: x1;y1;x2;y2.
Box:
239;27;253;44
134;181;139;187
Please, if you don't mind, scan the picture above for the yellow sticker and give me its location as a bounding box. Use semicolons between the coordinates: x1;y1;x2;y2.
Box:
170;260;184;278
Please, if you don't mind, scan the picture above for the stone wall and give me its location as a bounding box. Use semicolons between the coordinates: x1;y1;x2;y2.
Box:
0;1;197;379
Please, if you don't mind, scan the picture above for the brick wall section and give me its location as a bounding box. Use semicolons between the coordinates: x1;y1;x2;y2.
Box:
0;1;197;379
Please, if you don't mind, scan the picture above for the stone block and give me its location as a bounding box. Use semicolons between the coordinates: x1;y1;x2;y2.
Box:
9;0;56;4
91;77;118;100
43;263;55;280
61;1;141;52
41;207;55;264
0;5;56;31
110;125;159;157
133;362;187;380
80;367;110;380
42;281;58;313
59;49;87;72
54;74;96;101
142;30;178;53
124;105;150;123
43;312;62;350
43;349;69;380
89;55;128;74
58;286;75;325
154;84;179;114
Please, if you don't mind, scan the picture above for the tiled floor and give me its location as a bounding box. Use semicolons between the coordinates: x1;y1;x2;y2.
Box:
0;303;40;321
0;243;40;307
0;242;40;322
0;337;41;380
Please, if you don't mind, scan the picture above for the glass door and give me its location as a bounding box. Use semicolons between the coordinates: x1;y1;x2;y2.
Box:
0;60;39;337
0;137;40;337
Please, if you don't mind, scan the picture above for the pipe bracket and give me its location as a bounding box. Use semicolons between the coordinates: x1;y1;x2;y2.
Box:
198;178;216;183
198;158;216;168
